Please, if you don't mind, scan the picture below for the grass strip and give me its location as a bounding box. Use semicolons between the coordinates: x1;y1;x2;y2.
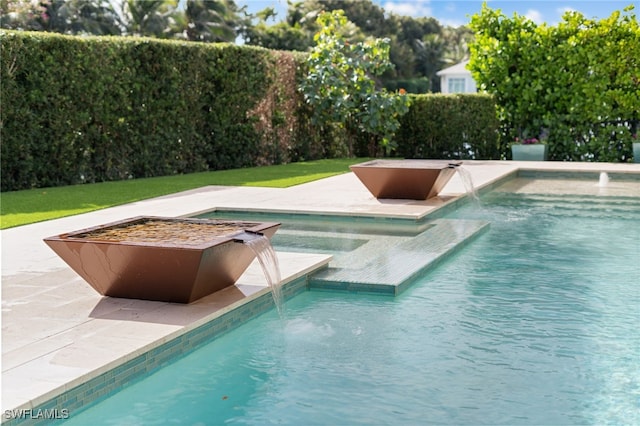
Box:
1;158;366;229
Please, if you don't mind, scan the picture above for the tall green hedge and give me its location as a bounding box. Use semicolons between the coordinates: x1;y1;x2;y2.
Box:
1;31;501;192
394;94;500;160
0;31;317;191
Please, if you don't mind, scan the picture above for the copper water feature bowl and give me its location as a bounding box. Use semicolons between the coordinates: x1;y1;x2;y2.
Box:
350;159;462;200
44;216;280;303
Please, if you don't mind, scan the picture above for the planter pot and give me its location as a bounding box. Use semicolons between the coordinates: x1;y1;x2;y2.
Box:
44;216;280;303
511;144;548;161
633;142;640;163
350;159;462;200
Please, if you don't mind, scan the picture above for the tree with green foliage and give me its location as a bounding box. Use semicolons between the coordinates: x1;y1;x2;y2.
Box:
318;1;468;91
2;0;471;93
245;0;466;93
390;14;442;88
413;34;445;91
119;0;180;38
41;0;122;35
242;21;309;51
181;0;244;43
1;0;250;43
242;6;311;52
299;9;410;155
441;26;473;65
469;3;639;161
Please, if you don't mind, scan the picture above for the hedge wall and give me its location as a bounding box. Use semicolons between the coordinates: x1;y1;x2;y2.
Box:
1;31;501;192
1;31;328;191
395;94;500;160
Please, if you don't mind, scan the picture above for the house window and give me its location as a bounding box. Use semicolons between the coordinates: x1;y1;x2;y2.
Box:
448;78;466;93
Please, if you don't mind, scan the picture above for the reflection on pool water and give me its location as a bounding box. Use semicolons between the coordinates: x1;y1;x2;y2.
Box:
62;179;640;425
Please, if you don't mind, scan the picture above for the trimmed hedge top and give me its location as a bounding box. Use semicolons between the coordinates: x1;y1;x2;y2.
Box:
2;30;500;191
1;31;296;190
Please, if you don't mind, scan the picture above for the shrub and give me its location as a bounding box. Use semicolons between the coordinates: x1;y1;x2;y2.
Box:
395;94;500;160
469;4;639;161
0;31;313;191
298;10;411;156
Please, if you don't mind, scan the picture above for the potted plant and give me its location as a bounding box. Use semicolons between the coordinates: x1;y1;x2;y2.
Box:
511;132;548;161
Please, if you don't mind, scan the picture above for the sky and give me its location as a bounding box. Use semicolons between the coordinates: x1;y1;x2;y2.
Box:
239;0;637;27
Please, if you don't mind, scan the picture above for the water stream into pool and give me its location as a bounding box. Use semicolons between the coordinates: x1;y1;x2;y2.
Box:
455;165;480;206
243;234;284;317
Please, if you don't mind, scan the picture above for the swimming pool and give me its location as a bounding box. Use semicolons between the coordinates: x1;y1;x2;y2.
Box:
60;176;639;425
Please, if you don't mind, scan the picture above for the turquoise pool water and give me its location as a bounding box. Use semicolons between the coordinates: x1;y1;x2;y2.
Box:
63;181;639;425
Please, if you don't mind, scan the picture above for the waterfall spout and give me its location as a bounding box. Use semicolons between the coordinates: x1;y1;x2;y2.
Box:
235;232;284;317
455;165;480;206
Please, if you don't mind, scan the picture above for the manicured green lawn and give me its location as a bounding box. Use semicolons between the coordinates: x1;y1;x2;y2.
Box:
1;158;366;229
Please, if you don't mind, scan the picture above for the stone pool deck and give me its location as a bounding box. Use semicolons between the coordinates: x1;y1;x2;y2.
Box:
2;160;639;419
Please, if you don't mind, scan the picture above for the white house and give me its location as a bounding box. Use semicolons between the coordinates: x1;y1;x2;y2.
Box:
436;60;477;94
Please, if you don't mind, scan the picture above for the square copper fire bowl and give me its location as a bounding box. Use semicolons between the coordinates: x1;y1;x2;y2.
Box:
44;216;280;303
350;159;462;200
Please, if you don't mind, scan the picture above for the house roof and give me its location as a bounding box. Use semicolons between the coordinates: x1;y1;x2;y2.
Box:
436;60;471;76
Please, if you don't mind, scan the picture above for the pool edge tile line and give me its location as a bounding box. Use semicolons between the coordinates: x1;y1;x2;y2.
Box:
308;218;490;295
0;273;315;426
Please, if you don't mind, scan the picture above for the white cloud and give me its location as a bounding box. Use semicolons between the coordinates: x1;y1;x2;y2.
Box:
525;9;544;24
439;18;467;28
382;0;432;17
